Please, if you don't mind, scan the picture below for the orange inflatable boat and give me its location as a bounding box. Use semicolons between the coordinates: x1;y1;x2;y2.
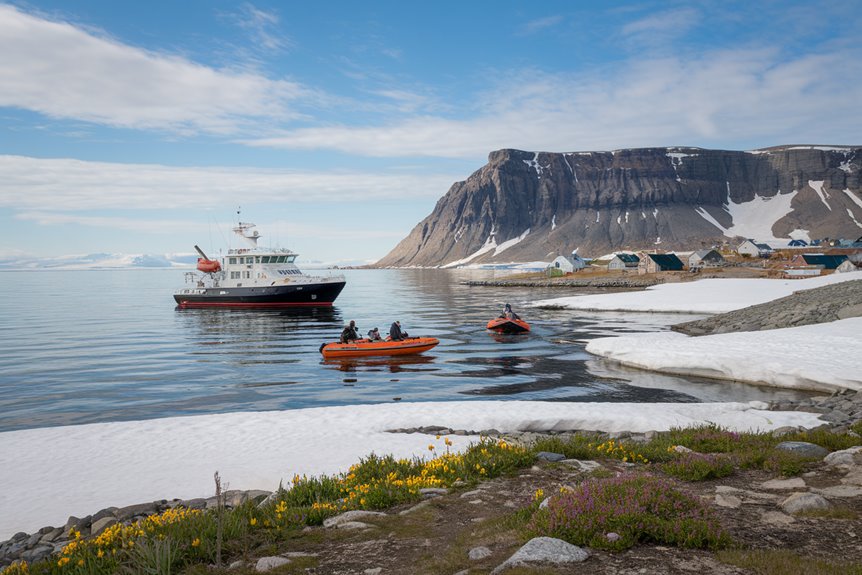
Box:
486;317;531;334
319;337;439;359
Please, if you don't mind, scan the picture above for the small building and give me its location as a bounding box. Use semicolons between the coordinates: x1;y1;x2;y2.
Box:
688;249;724;269
548;252;587;274
737;239;773;257
607;253;640;271
639;253;684;274
801;254;849;270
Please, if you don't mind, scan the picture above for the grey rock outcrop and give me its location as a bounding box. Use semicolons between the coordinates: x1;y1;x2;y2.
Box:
490;536;589;574
376;145;862;267
673;279;862;336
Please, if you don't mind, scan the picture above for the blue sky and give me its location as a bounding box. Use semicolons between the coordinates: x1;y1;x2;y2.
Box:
1;1;861;264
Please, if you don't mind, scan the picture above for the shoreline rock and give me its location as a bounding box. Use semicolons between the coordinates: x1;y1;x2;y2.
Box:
0;490;271;569
672;279;862;336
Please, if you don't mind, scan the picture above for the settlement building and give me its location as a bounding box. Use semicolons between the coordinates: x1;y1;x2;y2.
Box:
549;252;587;274
737;239;774;257
688;249;724;268
607;253;640;271
639;253;684;274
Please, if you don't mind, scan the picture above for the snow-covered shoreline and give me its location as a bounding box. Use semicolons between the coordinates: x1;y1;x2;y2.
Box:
530;271;862;314
586;318;862;392
0;400;825;540
535;271;862;392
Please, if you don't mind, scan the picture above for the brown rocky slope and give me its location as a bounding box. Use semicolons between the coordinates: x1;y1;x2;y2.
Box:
375;145;862;267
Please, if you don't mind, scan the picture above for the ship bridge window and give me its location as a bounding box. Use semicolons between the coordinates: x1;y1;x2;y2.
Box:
275;255;285;263
229;257;237;265
286;255;296;263
254;256;261;263
261;256;271;263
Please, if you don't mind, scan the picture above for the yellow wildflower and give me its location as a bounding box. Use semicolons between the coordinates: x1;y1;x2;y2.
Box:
191;538;200;548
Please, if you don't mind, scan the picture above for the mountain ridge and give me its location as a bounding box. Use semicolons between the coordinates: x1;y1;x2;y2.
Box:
375;145;862;267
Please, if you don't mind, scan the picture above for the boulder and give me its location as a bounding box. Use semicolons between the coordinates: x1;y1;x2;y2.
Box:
824;446;862;468
760;477;806;490
715;494;742;508
322;510;386;528
780;492;832;514
255;556;291;572
419;488;448;498
490;537;588;574
775;441;829;459
91;517;118;536
468;546;492;560
812;485;862;498
116;502;157;522
535;451;566;462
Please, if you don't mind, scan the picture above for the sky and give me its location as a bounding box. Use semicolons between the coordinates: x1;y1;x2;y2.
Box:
1;0;861;265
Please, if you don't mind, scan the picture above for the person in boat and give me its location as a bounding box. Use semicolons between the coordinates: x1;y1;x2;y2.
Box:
367;327;382;341
340;320;359;343
389;320;409;341
500;303;520;320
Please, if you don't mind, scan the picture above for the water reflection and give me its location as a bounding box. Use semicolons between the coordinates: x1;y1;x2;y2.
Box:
0;268;821;432
321;354;439;374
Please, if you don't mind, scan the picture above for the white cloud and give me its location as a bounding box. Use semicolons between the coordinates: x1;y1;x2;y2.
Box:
0;4;305;134
0;155;458;210
241;47;862;157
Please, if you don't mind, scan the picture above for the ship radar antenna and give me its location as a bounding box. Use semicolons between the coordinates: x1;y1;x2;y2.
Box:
232;208;261;247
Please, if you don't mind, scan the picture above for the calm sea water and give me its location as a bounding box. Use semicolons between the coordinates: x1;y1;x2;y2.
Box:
0;268;810;432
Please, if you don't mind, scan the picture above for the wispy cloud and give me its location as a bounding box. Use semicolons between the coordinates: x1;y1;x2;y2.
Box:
228;3;292;53
621;7;699;39
13;212;406;241
0;156;458;211
519;15;564;36
0;4;305;134
240;46;862;157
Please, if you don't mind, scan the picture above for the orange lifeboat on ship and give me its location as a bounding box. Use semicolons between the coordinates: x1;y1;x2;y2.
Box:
196;258;221;273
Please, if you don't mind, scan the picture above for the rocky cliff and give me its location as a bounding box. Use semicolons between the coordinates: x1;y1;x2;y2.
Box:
375;145;862;267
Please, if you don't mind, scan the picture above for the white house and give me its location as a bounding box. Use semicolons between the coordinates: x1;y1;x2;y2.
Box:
549;252;586;274
688;249;724;268
607;253;640;271
737;240;773;257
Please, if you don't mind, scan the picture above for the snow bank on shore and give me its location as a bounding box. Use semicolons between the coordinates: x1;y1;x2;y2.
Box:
0;400;823;539
531;270;862;313
586;318;862;393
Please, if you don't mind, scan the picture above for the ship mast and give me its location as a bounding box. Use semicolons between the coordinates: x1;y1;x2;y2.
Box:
233;207;261;248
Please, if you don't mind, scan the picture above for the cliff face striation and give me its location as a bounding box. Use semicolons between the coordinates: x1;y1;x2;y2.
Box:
375;145;862;267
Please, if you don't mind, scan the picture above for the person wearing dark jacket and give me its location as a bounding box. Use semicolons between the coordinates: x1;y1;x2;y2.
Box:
389;320;408;341
500;303;520;320
340;320;359;343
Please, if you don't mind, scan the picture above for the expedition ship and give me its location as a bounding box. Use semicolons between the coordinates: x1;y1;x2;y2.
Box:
174;221;346;308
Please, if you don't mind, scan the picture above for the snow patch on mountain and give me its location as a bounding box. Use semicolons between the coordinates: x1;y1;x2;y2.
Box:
694;189;798;242
809;180;831;211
